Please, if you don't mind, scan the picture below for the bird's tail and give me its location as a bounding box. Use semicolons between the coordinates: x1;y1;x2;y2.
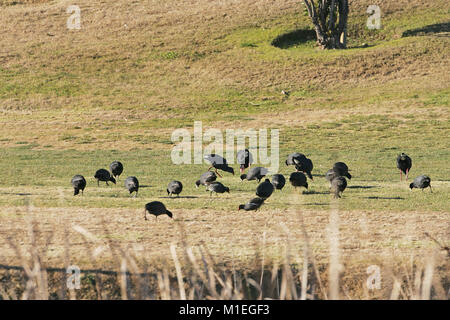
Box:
346;173;352;179
74;188;80;196
166;210;173;218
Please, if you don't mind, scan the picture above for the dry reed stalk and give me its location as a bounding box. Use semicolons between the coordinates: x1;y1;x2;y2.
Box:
170;244;186;300
328;200;341;300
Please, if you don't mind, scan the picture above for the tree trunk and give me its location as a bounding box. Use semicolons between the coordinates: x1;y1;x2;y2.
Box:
303;0;349;49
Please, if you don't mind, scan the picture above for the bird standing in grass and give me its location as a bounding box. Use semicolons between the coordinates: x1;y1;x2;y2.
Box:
289;172;308;190
195;171;217;188
71;175;86;196
94;169;116;186
331;176;347;198
124;176;139;197
206;182;230;196
167;180;183;197
410;175;432;192
286;153;306;166
238;197;265;211
110;161;124;180
293;157;314;180
332;162;352;179
240;166;268;182
204;154;234;177
271;174;286;190
144;201;173;221
237;149;253;174
256;179;274;199
397;153;412;181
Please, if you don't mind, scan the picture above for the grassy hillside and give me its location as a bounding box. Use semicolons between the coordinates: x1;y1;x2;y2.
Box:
0;0;448;299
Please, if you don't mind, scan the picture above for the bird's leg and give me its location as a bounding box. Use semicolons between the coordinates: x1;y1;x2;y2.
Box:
406;169;409;180
144;210;148;221
215;169;222;178
106;181;109;186
400;170;402;181
429;185;433;193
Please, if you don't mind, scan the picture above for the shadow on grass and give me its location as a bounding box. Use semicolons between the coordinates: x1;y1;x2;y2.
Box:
3;192;33;196
402;22;450;37
159;196;199;199
366;196;404;200
348;185;376;189
302;190;329;195
271;29;316;49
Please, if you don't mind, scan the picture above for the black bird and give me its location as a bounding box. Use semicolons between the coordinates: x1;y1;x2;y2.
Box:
293;157;314;180
240;166;268;182
285;153;306;166
397;153;412;181
71;175;86;196
331;176;347;198
332;162;352;179
271;174;286;190
206;182;230;196
124;176;139;197
167;180;183;197
237;149;254;174
289;172;308;189
325;169;337;186
144;201;173;221
110;161;124;180
238;197;265;211
204;154;234;178
410;175;432;192
94;169;116;186
256;179;274;199
195;171;217;188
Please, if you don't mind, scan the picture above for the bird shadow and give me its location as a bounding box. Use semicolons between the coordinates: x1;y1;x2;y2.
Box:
348;185;376;189
139;185;151;188
159;196;199;199
304;202;329;206
3;192;33;196
302;190;329;195
365;196;404;200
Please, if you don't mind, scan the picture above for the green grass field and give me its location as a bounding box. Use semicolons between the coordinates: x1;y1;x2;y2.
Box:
0;0;448;299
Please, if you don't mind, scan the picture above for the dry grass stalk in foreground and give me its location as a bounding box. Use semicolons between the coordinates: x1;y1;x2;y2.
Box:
0;212;447;300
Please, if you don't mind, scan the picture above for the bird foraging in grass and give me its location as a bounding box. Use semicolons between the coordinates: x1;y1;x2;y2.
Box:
124;176;139;197
409;175;432;192
330;176;347;198
195;171;217;188
332;162;352;180
256;179;274;199
289;172;308;190
204;154;234;178
144;201;173;221
94;169;116;186
240;166;268;182
238;197;265;211
206;182;230;196
271;174;286;190
396;153;412;181
110;161;124;180
167;180;183;197
71;175;86;196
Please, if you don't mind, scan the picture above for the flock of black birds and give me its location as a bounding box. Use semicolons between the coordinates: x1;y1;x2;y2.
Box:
70;150;432;221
